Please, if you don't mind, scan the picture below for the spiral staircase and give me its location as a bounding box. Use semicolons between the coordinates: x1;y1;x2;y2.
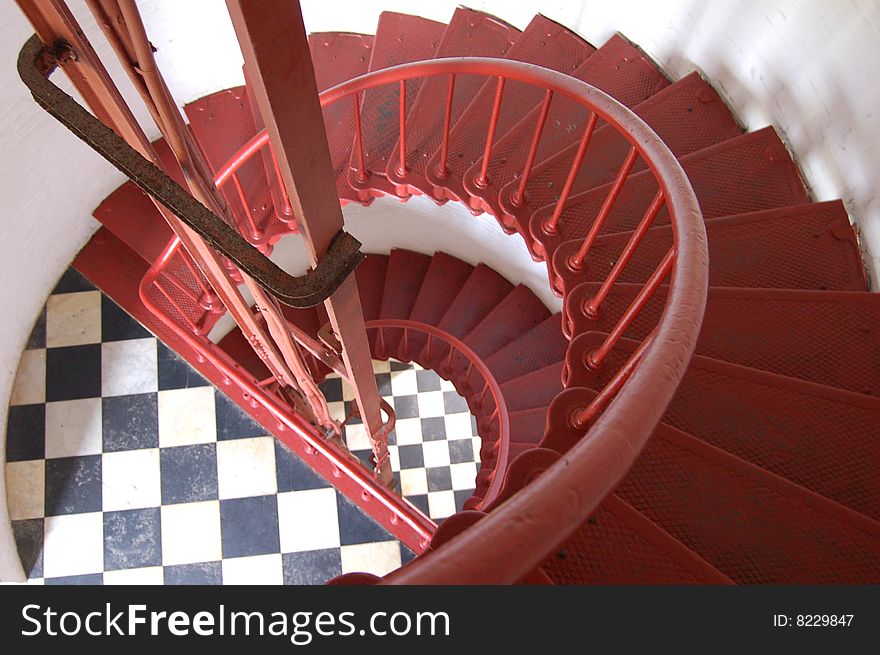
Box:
47;6;880;583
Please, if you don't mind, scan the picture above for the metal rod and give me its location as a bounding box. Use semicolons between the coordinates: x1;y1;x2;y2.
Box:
397;79;407;176
584;191;665;316
512;89;553;206
571;145;640;268
352;91;367;183
474;76;506;189
435;73;456;178
588;248;674;368
543;112;599;233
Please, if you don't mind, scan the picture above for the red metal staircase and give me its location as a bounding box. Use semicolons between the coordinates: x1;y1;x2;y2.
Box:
40;6;880;583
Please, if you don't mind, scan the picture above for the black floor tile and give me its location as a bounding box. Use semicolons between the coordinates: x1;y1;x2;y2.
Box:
397;444;424;470
6;404;45;462
426;467;452;493
160;444;218;505
103;508;162;571
282;549;342;585
26;307;46;350
157;341;208;390
420;417;446;441
102;393;159;452
215;390;265;441
101;295;151;342
275;441;330;493
415;369;441;392
393;395;419;419
164;561;222;585
12;519;43;579
52;268;96;295
219;495;280;558
336;493;393;546
448;439;475;465
443;391;470;414
319;377;343;403
45;455;102;516
45;344;101;402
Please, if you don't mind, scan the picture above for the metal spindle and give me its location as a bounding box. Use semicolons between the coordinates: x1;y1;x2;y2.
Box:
436;74;456;178
512;89;553;206
474;76;506;189
230;171;262;240
267;146;293;216
352;92;367;183
543;112;599;233
570;146;640;268
587;248;674;369
397;79;407;176
584;191;665;317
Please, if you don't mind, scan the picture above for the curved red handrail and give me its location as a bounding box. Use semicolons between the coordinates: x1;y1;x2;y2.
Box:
158;57;708;583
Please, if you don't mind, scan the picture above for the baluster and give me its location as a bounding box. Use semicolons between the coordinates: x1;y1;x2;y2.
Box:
397;79;407;176
543;112;599;233
511;89;553;207
583;191;665;317
268;146;293;217
231;171;262;240
474;76;506;189
569;146;640;269
424;333;433;360
435;74;456;179
352;91;367;183
587;248;674;369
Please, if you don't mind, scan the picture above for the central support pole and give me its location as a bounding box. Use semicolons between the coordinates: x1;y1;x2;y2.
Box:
225;0;391;484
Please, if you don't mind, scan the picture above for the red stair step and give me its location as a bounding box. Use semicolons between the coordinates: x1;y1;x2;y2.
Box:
346;11;446;201
423;14;595;203
418;263;513;368
508;407;547;447
541;495;731;584
566;332;880;521
464;34;670;219
355;253;389;322
566;283;880;395
307;32;374;201
618;422;880;583
384;7;521;197
401;251;475;361
531;127;810;261
500;72;741;242
553;200;868;295
483;314;567;386
374;249;432;358
499;361;564;412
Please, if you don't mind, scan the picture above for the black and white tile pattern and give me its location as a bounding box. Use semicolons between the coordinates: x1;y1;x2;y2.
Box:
6;268;480;584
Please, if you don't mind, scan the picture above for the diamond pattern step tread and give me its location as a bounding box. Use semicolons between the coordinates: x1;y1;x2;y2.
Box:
553;200;868;294
566;284;880;395
374;250;433;358
500;72;742;241
566;332;880;521
464;34;670;218
346;11;446;201
618;422;880;583
541;494;731;584
424;14;596;203
531;127;810;260
499;361;565;412
384;7;521;197
307;32;375;201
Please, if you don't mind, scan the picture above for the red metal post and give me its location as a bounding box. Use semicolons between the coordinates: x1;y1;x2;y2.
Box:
397;79;407;176
474;76;506;188
512;89;553;206
225;0;391;484
435;74;456;178
543;112;599;233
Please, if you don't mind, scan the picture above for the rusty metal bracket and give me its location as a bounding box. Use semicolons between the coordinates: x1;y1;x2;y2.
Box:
18;33;363;308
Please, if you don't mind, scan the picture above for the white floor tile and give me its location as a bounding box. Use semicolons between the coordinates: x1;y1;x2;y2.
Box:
101;338;158;397
422;441;450;468
399;468;428;496
417;390;446;418
341;379;355;402
102;449;161;511
449;462;478;491
158;387;217;447
343;422;372;452
44;398;103;459
46;291;102;348
43;512;104;578
221;553;283;585
103;566;164;585
390;369;418;396
444;413;475;439
10;349;45;406
388;445;400;472
216;437;277;500
427;490;457;520
393;418;423;446
6;460;45;520
440;378;456;392
277;488;340;553
161;500;222;566
372;359;392;374
472;437;482;464
326;400;346;423
340;541;401;577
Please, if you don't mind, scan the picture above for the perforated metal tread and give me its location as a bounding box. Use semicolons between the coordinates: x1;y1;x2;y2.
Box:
374;249;433;358
566;333;880;521
483;314;567;385
499;361;565;412
464;34;670;218
384;7;521;197
541;495;731;584
423;14;596;203
619;423;880;583
345;11;446;202
531;126;810;260
552;200;868;294
306;32;375;201
355;253;390;321
566;283;880;395
501;72;742;241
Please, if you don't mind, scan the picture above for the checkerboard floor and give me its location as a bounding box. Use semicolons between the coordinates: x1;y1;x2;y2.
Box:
5;268;481;585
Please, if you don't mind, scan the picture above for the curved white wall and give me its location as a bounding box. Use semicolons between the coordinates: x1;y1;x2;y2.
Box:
1;0;878;580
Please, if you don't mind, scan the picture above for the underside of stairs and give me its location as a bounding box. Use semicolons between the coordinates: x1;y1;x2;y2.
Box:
75;7;879;584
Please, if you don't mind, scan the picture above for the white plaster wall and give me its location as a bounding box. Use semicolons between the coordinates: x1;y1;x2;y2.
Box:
1;0;878;580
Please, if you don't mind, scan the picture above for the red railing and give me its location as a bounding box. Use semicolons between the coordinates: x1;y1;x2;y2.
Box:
144;57;707;583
